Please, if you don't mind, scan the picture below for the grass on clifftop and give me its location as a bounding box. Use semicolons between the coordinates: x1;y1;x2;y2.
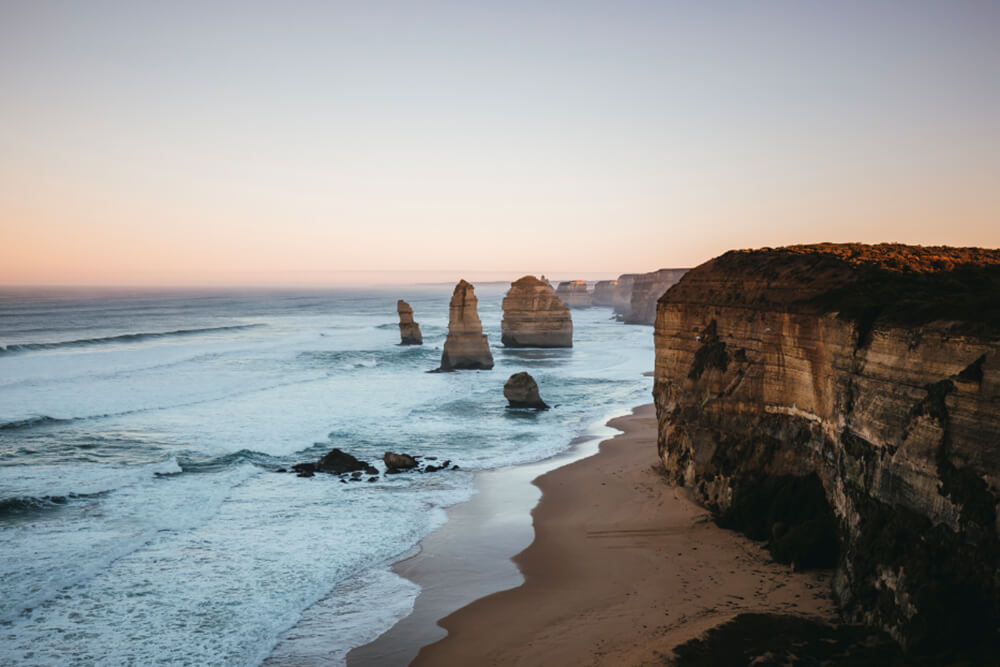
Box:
713;243;1000;333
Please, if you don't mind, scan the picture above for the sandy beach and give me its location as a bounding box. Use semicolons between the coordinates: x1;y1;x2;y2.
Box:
400;403;838;665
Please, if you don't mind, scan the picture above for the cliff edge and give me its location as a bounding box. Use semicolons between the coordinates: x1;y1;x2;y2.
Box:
653;243;1000;656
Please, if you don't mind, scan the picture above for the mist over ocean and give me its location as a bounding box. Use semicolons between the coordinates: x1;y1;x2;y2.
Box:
0;284;653;665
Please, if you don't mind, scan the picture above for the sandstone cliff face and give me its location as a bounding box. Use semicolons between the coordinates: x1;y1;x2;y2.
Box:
591;280;618;307
555;280;592;308
397;300;423;345
653;244;1000;653
501;276;572;348
626;268;688;324
612;274;638;319
440;280;494;371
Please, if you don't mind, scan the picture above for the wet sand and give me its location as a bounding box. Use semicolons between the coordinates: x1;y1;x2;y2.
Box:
411;404;836;665
350;404;837;665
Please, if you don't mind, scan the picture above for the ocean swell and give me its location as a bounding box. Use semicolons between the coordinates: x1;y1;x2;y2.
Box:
0;324;264;355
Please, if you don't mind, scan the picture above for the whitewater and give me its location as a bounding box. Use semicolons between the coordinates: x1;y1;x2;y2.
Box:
0;284;654;665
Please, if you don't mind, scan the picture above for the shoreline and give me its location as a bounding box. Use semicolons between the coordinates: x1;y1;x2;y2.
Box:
345;408;632;666
352;403;839;665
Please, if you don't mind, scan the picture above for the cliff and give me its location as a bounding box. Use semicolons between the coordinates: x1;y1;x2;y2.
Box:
439;280;494;371
500;276;573;348
397;300;423;345
591;280;618;307
652;243;1000;656
625;268;688;325
555;280;592;308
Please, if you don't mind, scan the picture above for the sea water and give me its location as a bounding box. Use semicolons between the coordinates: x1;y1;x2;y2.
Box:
0;284;654;665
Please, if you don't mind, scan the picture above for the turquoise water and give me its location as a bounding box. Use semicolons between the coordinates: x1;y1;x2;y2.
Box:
0;284;653;665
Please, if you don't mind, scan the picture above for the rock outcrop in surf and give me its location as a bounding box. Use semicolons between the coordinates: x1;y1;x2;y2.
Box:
500;275;573;348
439;280;494;371
397;300;423;345
625;268;688;324
555;280;592;308
591;280;618;307
504;372;549;409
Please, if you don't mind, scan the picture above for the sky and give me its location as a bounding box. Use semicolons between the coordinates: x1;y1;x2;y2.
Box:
1;0;998;286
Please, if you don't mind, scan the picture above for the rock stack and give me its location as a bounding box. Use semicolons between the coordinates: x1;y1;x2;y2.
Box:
625;268;688;324
591;280;618;307
397;300;423;345
500;275;573;348
555;280;592;308
612;274;638;319
439;280;494;371
504;372;548;409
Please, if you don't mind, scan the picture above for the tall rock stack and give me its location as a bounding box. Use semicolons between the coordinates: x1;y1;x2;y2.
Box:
500;275;573;348
612;274;638;319
625;268;688;324
591;280;618;307
555;280;592;308
396;300;423;345
439;280;494;371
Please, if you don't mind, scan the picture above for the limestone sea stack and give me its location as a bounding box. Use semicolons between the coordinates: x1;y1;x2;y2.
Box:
555;280;592;308
612;274;638;319
500;275;573;348
653;243;1000;653
439;280;494;371
625;268;688;324
397;300;423;345
504;372;549;409
591;280;618;307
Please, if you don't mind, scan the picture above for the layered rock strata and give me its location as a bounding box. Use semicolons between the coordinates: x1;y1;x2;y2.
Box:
500;275;573;348
625;268;688;324
653;243;1000;654
555;280;592;308
397;300;423;345
612;274;639;319
591;280;618;307
439;280;494;371
504;372;549;409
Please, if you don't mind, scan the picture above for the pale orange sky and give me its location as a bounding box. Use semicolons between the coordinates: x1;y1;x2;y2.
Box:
2;1;998;286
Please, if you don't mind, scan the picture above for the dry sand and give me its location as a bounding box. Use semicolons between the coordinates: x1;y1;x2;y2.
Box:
409;403;838;666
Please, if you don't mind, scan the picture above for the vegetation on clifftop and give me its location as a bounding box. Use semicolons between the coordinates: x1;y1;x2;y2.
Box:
707;243;1000;333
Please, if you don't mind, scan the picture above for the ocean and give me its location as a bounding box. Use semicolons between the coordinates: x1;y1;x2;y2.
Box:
0;283;654;665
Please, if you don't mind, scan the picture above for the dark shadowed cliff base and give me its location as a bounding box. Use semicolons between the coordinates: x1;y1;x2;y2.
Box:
366;405;850;666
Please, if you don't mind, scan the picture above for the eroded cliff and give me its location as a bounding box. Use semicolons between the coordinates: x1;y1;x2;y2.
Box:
653;243;1000;655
